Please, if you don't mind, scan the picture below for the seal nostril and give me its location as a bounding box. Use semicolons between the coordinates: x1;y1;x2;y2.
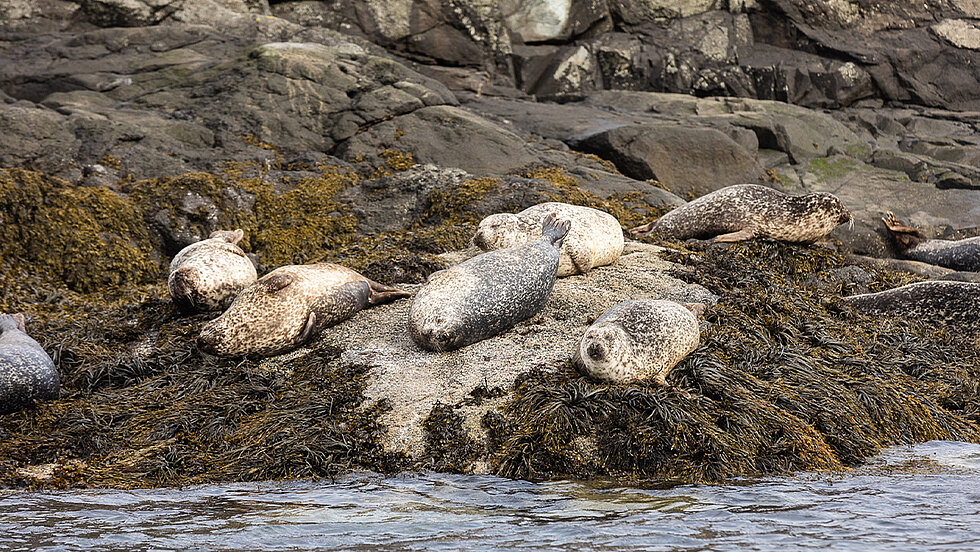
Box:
587;343;605;361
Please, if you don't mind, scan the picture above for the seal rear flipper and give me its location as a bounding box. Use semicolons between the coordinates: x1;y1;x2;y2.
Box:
711;228;756;243
209;229;245;244
366;279;412;305
294;312;318;347
303;282;373;340
541;213;571;248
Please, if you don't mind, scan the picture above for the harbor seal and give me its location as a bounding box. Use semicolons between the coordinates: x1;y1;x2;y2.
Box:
630;184;851;243
882;212;980;272
572;300;703;385
168;229;258;313
198;263;410;357
473;202;625;276
1;314;60;414
410;214;570;352
845;281;980;338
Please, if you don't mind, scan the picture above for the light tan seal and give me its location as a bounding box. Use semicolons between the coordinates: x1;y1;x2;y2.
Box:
1;313;60;414
473;202;624;276
411;214;570;352
882;211;980;272
168;229;258;313
630;184;851;243
198;263;410;358
573;300;703;385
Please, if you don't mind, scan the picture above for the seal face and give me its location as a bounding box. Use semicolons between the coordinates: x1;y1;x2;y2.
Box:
630;184;851;243
411;214;571;352
0;313;60;414
168;229;258;313
473;202;625;276
845;281;980;338
572;300;702;385
882;212;980;272
198;263;410;358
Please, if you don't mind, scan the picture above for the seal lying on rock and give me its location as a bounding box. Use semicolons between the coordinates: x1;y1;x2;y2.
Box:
411;214;570;352
630;184;851;243
573;300;703;385
845;281;980;338
0;314;59;414
473;202;624;276
169;229;258;313
882;212;980;272
198;263;410;357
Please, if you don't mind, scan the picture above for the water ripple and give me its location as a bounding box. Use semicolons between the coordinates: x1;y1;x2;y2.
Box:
2;441;979;551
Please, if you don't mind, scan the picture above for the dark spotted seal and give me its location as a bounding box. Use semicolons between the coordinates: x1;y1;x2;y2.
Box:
169;229;258;313
630;184;851;243
198;263;410;357
0;314;59;414
845;281;980;338
882;212;980;272
411;214;571;352
573;300;703;385
473;202;624;276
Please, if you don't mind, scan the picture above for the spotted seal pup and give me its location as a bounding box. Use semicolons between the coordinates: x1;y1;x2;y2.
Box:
411;214;571;352
473;202;624;276
630;184;851;243
845;281;980;338
572;300;703;385
198;263;410;357
882;212;980;272
169;229;258;313
1;314;59;414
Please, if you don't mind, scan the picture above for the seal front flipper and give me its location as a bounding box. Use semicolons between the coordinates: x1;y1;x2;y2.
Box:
213;241;248;258
260;271;296;293
711;228;756;243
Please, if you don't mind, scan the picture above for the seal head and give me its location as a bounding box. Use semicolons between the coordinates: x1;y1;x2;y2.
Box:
1;313;60;414
411;213;570;352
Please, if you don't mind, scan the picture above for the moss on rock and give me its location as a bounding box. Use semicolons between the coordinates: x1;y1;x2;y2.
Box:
0;169;158;292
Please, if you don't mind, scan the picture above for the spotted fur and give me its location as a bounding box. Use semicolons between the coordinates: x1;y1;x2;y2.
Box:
845;281;980;339
572;300;701;385
168;229;258;313
473;202;625;276
411;214;571;352
0;313;59;414
631;184;851;243
882;211;980;271
198;263;410;358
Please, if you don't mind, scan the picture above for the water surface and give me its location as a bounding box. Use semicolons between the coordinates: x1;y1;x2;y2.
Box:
2;441;979;551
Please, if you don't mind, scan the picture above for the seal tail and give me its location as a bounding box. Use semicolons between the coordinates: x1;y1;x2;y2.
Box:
541;213;571;248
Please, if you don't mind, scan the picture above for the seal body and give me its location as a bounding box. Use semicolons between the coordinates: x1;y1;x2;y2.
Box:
631;184;851;243
198;263;410;357
846;281;980;337
411;214;571;352
0;314;59;414
573;300;702;385
473;202;624;276
168;229;258;313
882;212;980;272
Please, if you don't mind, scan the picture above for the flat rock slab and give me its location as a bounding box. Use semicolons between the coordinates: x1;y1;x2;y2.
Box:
313;241;716;458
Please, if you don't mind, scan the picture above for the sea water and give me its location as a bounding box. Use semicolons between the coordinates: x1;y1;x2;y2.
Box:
1;441;979;551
